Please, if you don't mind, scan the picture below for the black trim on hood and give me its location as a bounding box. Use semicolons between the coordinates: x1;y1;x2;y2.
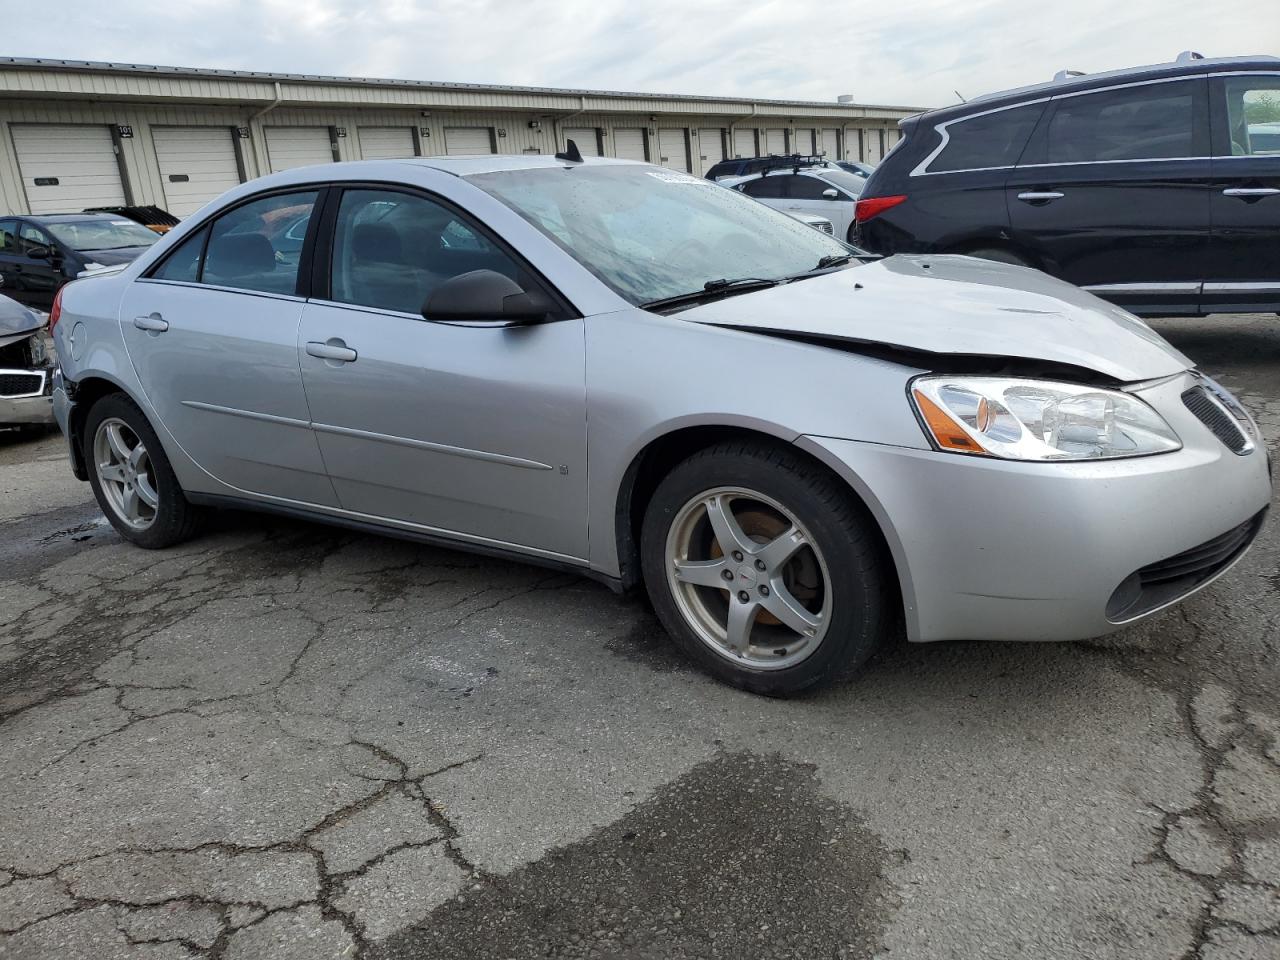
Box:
716;324;1128;387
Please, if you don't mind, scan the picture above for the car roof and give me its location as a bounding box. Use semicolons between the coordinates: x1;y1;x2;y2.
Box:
924;54;1280;123
12;212;129;223
393;154;648;176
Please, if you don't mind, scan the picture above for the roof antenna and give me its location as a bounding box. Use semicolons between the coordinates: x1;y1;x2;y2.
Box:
954;89;966;103
555;138;584;163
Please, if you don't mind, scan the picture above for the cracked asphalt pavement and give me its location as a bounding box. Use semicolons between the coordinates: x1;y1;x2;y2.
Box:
1;313;1278;960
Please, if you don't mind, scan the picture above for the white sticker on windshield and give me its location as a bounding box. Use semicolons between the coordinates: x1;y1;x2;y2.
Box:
111;221;134;226
645;170;709;185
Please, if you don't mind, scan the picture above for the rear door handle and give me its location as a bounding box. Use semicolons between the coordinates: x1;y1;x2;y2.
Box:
133;314;169;332
306;340;357;363
1222;187;1280;198
1017;191;1065;203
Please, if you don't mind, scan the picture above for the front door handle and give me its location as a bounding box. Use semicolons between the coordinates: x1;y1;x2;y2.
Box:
133;314;169;332
1222;187;1280;198
1017;191;1065;203
306;340;357;363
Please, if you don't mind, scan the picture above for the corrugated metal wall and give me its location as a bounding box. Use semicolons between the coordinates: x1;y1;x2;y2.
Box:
0;97;904;214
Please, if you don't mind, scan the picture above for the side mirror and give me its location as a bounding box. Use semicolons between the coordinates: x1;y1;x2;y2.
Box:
26;243;52;260
422;269;551;324
822;188;839;200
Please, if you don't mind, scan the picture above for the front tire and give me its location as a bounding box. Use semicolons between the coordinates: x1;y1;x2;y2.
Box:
84;393;204;548
640;441;890;696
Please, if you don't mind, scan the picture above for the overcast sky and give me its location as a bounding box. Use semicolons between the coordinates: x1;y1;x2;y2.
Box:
10;0;1280;109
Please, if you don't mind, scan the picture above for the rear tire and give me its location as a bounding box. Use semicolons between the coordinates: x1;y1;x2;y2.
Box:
963;247;1033;267
84;393;205;549
640;440;891;696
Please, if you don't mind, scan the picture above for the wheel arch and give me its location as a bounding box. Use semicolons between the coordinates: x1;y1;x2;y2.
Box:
613;425;907;629
65;373;135;477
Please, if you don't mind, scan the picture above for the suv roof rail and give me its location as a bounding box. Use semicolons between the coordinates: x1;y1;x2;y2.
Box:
1175;50;1205;63
1052;69;1086;82
754;153;831;175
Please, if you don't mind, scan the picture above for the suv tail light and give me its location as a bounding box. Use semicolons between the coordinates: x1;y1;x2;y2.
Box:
48;287;65;337
855;195;907;223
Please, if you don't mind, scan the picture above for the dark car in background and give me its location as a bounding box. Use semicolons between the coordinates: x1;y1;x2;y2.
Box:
0;293;53;432
855;53;1280;317
0;213;161;310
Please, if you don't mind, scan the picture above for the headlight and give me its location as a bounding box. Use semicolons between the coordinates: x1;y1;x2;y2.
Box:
910;376;1181;461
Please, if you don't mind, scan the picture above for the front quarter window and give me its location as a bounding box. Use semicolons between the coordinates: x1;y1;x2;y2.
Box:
468;165;856;305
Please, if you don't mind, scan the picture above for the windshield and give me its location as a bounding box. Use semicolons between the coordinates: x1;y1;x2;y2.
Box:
467;164;859;305
45;219;161;252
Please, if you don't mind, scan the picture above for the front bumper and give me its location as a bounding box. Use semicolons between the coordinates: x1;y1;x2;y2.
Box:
0;366;54;426
800;372;1273;643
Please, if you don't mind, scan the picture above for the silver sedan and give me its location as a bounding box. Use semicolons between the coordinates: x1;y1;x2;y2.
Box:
50;155;1272;695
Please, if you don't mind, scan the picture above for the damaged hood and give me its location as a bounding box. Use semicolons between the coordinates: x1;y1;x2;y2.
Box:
0;294;42;348
676;254;1191;382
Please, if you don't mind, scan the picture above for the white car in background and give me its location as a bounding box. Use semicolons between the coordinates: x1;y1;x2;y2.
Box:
723;163;865;243
785;212;835;235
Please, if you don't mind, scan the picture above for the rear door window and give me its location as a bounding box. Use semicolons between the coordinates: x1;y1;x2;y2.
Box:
1043;79;1201;163
929;103;1045;172
0;220;17;254
152;227;210;283
202;191;319;295
1219;76;1280;156
739;176;789;199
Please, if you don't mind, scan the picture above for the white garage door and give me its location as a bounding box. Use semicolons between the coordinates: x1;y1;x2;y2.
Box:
732;129;757;159
820;128;840;159
696;129;724;170
613;128;647;161
10;124;126;214
656;129;689;172
265;127;334;173
793;129;816;155
359;127;415;160
444;128;494;155
151;126;240;218
765;128;788;155
563;128;601;156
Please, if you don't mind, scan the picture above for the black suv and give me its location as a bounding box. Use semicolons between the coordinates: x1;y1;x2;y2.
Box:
855;53;1280;316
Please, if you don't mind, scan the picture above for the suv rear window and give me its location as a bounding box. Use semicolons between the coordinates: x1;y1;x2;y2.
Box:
929;103;1044;173
1044;80;1198;163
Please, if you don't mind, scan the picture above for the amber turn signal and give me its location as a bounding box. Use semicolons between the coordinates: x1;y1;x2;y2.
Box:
912;389;988;455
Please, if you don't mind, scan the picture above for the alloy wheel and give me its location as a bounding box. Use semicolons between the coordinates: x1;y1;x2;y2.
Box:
93;417;159;530
664;486;831;670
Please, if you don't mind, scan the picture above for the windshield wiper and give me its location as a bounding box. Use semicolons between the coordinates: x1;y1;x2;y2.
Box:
814;254;854;269
640;277;783;312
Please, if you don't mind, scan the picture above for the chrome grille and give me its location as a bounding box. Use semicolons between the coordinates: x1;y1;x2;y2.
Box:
0;370;45;398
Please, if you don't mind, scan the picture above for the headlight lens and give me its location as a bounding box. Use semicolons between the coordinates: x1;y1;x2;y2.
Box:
911;376;1181;461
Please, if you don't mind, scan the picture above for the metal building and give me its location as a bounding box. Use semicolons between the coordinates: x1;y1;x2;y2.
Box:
0;57;922;217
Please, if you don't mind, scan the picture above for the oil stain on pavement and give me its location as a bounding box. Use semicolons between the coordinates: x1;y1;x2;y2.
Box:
374;752;893;960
